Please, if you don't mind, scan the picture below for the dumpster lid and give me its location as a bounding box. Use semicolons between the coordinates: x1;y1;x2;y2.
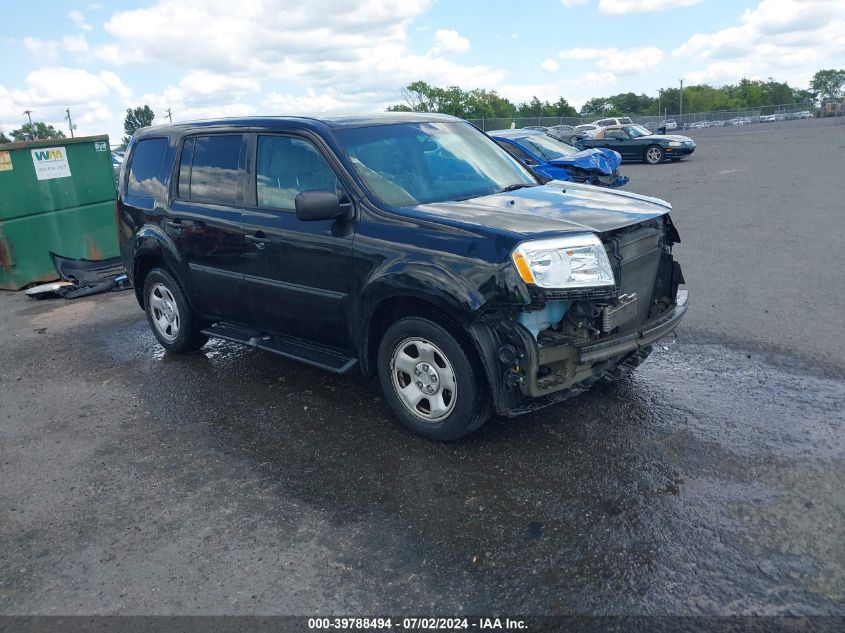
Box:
0;134;111;151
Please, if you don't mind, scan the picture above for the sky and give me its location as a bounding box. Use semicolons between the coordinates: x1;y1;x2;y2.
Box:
1;0;843;143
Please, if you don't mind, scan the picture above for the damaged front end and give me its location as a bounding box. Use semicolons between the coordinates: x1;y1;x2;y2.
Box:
471;216;686;416
550;148;629;188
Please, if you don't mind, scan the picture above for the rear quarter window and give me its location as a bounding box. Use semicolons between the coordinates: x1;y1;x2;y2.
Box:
180;135;242;205
127;137;169;199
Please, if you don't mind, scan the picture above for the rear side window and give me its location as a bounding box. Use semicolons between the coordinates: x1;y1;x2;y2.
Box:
127;137;168;199
179;135;242;205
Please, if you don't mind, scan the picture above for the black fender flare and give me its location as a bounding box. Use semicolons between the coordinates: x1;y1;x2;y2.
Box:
130;225;190;308
356;262;489;375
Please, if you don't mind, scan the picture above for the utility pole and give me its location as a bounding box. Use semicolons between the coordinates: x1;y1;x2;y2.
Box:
23;110;36;140
165;108;172;123
65;108;76;138
679;79;684;123
658;89;661;120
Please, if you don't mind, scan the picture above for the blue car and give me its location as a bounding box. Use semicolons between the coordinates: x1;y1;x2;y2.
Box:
490;129;629;188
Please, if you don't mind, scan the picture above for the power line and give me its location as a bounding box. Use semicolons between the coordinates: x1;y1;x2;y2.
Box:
64;108;77;138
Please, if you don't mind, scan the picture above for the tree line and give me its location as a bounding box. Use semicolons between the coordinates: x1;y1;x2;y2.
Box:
387;69;845;120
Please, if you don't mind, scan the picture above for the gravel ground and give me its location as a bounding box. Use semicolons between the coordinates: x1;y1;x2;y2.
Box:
1;118;843;616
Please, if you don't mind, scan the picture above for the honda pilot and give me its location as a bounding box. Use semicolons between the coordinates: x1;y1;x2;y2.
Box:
118;113;687;440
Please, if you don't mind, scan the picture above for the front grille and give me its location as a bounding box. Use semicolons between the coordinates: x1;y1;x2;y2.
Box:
604;225;662;333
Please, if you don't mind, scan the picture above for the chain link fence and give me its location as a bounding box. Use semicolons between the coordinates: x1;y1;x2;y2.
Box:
466;101;825;132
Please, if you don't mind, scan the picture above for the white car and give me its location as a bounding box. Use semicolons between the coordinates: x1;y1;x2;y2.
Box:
574;124;601;138
797;111;814;119
760;114;776;123
658;119;678;130
593;117;633;128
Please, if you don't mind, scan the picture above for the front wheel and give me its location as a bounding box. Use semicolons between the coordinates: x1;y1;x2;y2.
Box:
644;145;664;164
378;317;492;440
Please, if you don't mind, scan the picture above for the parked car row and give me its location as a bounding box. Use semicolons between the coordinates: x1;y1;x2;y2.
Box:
118;113;688;440
518;118;696;166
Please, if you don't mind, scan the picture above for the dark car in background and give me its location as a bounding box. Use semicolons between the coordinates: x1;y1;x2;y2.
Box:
491;128;628;188
118;113;687;440
577;124;696;164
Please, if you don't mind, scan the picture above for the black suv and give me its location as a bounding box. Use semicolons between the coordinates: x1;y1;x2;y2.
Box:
118;113;687;440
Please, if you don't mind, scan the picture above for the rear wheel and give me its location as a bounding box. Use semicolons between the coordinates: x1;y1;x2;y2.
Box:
143;267;208;353
378;317;492;440
644;145;664;164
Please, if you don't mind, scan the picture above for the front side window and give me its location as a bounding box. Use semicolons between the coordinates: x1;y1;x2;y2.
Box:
256;136;339;210
181;135;242;205
127;137;168;199
625;125;651;138
336;121;535;207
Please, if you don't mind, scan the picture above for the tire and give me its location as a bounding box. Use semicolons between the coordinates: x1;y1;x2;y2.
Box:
644;145;664;165
143;267;208;353
378;317;492;440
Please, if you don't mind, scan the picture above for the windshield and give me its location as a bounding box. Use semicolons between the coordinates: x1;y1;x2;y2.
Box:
626;125;652;138
518;134;579;161
334;121;536;206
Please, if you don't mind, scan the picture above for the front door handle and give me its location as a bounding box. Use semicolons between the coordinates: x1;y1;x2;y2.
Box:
246;234;272;249
164;220;184;231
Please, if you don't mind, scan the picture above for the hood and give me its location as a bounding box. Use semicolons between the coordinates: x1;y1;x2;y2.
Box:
648;133;694;143
549;148;621;175
409;181;671;238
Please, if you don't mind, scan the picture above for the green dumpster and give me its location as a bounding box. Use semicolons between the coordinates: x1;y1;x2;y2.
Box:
0;135;118;290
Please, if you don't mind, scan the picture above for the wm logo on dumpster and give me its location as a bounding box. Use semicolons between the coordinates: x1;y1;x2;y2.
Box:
31;146;72;180
33;149;66;162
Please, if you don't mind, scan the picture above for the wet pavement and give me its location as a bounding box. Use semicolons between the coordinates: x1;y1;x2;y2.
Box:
1;120;844;615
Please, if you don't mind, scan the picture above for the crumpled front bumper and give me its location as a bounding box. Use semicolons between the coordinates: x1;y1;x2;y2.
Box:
465;289;688;417
515;289;689;400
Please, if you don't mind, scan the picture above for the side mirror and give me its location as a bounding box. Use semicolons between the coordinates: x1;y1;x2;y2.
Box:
295;190;344;222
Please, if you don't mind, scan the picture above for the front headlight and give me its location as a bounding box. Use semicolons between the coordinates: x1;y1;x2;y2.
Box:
668;141;682;147
511;234;615;289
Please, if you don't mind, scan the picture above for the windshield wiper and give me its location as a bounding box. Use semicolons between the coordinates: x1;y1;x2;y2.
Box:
498;183;536;193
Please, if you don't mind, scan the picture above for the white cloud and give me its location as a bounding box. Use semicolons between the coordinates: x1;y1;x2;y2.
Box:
541;58;560;72
12;68;111;106
560;0;588;8
559;46;664;74
62;34;90;54
165;71;261;106
98;0;433;70
23;34;90;60
674;0;845;87
599;0;702;13
69;10;93;31
433;29;470;54
87;0;501;113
